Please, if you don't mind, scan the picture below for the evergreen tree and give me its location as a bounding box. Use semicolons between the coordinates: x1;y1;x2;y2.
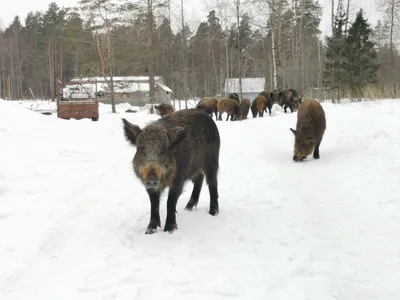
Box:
323;0;347;101
344;9;379;97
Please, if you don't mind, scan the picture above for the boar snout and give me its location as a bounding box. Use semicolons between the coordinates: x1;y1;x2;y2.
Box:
145;177;160;189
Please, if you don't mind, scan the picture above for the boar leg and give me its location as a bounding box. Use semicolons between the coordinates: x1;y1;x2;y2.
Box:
164;184;184;233
204;160;219;216
225;113;229;121
214;110;218;119
145;190;161;234
313;141;321;159
218;112;222;121
185;172;205;211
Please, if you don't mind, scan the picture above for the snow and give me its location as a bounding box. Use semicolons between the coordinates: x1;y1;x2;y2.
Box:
1;98;400;299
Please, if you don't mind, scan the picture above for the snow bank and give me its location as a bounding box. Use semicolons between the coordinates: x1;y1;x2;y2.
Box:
0;98;400;299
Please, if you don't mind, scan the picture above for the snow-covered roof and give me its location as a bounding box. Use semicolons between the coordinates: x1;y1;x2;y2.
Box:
156;83;172;93
70;76;163;82
224;77;265;93
64;80;173;94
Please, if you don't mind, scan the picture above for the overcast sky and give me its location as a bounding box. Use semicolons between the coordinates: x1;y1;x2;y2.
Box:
0;0;382;37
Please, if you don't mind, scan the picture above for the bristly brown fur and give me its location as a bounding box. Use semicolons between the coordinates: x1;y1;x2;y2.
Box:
290;99;326;162
122;109;221;234
259;90;273;116
154;103;175;117
251;95;267;118
228;93;240;103
196;98;218;119
217;98;243;121
240;98;250;119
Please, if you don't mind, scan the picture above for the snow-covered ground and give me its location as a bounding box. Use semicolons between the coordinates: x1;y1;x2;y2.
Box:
1;99;400;299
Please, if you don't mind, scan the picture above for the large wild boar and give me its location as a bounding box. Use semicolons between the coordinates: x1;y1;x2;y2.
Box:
289;88;302;108
250;95;267;118
122;109;220;234
290;99;326;162
259;90;274;116
217;98;243;121
281;89;301;113
240;98;251;119
154;103;175;117
270;90;281;106
196;98;218;119
228;93;240;103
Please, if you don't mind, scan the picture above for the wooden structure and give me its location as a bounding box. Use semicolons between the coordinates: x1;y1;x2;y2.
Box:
56;80;99;121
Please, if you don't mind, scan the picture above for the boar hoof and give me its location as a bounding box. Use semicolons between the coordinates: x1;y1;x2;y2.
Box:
145;227;158;234
164;222;178;233
185;198;197;211
209;206;219;216
145;219;161;234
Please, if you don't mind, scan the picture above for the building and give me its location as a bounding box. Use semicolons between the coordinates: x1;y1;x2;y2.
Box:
224;77;265;101
69;76;173;106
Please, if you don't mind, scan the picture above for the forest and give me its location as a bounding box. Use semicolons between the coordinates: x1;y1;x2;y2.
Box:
0;0;399;102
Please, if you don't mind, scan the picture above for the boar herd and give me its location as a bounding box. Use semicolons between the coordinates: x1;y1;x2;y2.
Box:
195;88;302;121
122;90;326;235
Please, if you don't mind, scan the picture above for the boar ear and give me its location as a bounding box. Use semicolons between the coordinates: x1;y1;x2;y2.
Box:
290;128;297;135
122;118;142;146
168;126;187;147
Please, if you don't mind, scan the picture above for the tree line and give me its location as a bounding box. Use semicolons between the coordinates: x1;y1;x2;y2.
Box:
0;0;399;103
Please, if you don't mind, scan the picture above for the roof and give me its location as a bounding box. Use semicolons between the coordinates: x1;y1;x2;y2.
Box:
70;76;163;82
64;80;173;94
156;83;172;93
224;77;265;93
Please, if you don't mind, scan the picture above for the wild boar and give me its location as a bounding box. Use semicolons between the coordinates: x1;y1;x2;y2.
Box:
122;109;220;234
154;103;175;117
281;89;301;113
217;98;243;121
270;90;281;106
290;99;326;162
196;98;218;119
228;93;240;103
250;95;267;118
259;90;274;116
240;98;251;119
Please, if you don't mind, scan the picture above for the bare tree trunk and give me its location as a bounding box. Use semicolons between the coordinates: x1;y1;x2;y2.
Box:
389;0;396;97
107;24;116;113
332;0;335;34
147;0;156;105
270;18;277;89
345;0;351;35
236;0;243;100
95;34;105;75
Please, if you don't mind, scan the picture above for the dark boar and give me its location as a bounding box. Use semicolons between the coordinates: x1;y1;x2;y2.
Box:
240;98;250;119
289;88;302;109
250;95;267;118
270;90;281;106
259;90;274;116
281;89;301;113
122;109;220;234
290;99;326;162
217;98;243;121
196;98;218;119
228;93;240;103
154;103;175;117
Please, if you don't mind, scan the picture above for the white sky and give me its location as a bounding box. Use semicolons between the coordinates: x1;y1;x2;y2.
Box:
0;0;382;37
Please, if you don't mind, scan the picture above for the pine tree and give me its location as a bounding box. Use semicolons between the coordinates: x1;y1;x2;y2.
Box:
323;0;347;101
344;9;379;98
